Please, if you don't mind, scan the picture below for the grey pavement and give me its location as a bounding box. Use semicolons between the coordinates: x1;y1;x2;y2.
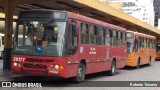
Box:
0;60;160;90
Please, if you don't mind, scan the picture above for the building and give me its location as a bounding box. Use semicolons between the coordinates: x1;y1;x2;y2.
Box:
154;0;160;29
99;0;155;27
139;0;155;27
98;0;123;11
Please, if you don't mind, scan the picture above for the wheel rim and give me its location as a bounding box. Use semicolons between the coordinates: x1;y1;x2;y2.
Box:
112;62;115;74
77;65;83;79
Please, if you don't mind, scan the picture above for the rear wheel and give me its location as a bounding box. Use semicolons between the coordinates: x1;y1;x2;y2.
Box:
136;59;140;69
73;62;86;83
108;60;116;76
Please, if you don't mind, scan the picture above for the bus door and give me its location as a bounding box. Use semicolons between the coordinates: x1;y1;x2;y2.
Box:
96;27;107;71
87;25;97;72
134;37;139;52
66;19;80;76
134;36;140;62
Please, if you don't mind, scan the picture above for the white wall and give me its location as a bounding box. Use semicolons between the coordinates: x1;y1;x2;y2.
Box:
111;0;155;26
158;19;160;30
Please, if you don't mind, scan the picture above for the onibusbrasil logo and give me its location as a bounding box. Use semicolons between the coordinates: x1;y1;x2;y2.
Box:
2;82;42;88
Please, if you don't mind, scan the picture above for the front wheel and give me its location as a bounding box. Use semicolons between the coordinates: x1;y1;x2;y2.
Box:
73;63;86;83
108;60;116;76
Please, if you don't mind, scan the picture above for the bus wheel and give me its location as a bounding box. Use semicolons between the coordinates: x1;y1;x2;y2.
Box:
108;60;116;76
136;59;140;69
73;62;86;83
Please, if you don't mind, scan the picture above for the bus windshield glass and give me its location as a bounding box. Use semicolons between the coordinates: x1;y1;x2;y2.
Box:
12;20;67;56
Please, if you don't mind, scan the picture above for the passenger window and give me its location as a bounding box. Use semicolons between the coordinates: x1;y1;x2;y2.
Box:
81;23;89;44
109;29;113;46
122;32;126;47
89;25;96;45
121;32;123;47
117;32;121;46
105;28;111;46
144;38;147;48
112;30;116;46
68;24;78;55
97;27;104;45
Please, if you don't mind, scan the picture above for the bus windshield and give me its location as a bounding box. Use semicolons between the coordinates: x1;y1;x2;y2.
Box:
127;38;134;53
12;20;67;56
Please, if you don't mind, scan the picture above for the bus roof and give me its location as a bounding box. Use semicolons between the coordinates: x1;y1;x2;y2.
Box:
127;31;156;39
19;9;126;32
68;11;126;32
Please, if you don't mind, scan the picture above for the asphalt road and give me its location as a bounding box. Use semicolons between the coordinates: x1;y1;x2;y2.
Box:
1;60;160;90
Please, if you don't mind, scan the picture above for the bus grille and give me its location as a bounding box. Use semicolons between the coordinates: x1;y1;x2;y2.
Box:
25;58;53;63
23;63;47;69
23;70;45;75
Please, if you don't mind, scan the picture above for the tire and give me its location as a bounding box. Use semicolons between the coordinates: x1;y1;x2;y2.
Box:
136;59;140;69
108;60;116;76
73;62;86;83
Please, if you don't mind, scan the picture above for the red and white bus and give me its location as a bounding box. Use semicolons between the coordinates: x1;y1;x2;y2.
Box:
11;10;126;82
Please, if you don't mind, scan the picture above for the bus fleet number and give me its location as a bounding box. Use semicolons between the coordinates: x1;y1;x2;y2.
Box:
13;57;25;62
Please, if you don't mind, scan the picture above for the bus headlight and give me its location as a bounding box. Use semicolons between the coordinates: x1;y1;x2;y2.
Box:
13;62;17;66
55;65;59;69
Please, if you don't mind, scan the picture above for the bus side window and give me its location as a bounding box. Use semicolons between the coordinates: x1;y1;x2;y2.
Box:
68;24;78;55
135;36;139;52
120;32;123;46
146;38;149;48
81;23;89;44
116;31;118;46
141;37;144;48
97;27;104;45
122;32;125;47
139;37;142;48
109;29;112;46
112;30;116;46
117;31;121;46
144;38;147;48
153;39;156;48
148;39;150;48
89;25;96;45
104;28;110;46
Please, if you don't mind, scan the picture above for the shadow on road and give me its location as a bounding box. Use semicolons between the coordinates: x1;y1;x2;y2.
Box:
121;63;152;70
12;71;122;87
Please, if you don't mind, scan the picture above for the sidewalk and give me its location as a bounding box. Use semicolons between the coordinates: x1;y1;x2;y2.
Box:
0;60;22;81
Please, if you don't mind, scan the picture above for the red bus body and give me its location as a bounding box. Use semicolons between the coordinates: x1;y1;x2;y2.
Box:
11;10;126;78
